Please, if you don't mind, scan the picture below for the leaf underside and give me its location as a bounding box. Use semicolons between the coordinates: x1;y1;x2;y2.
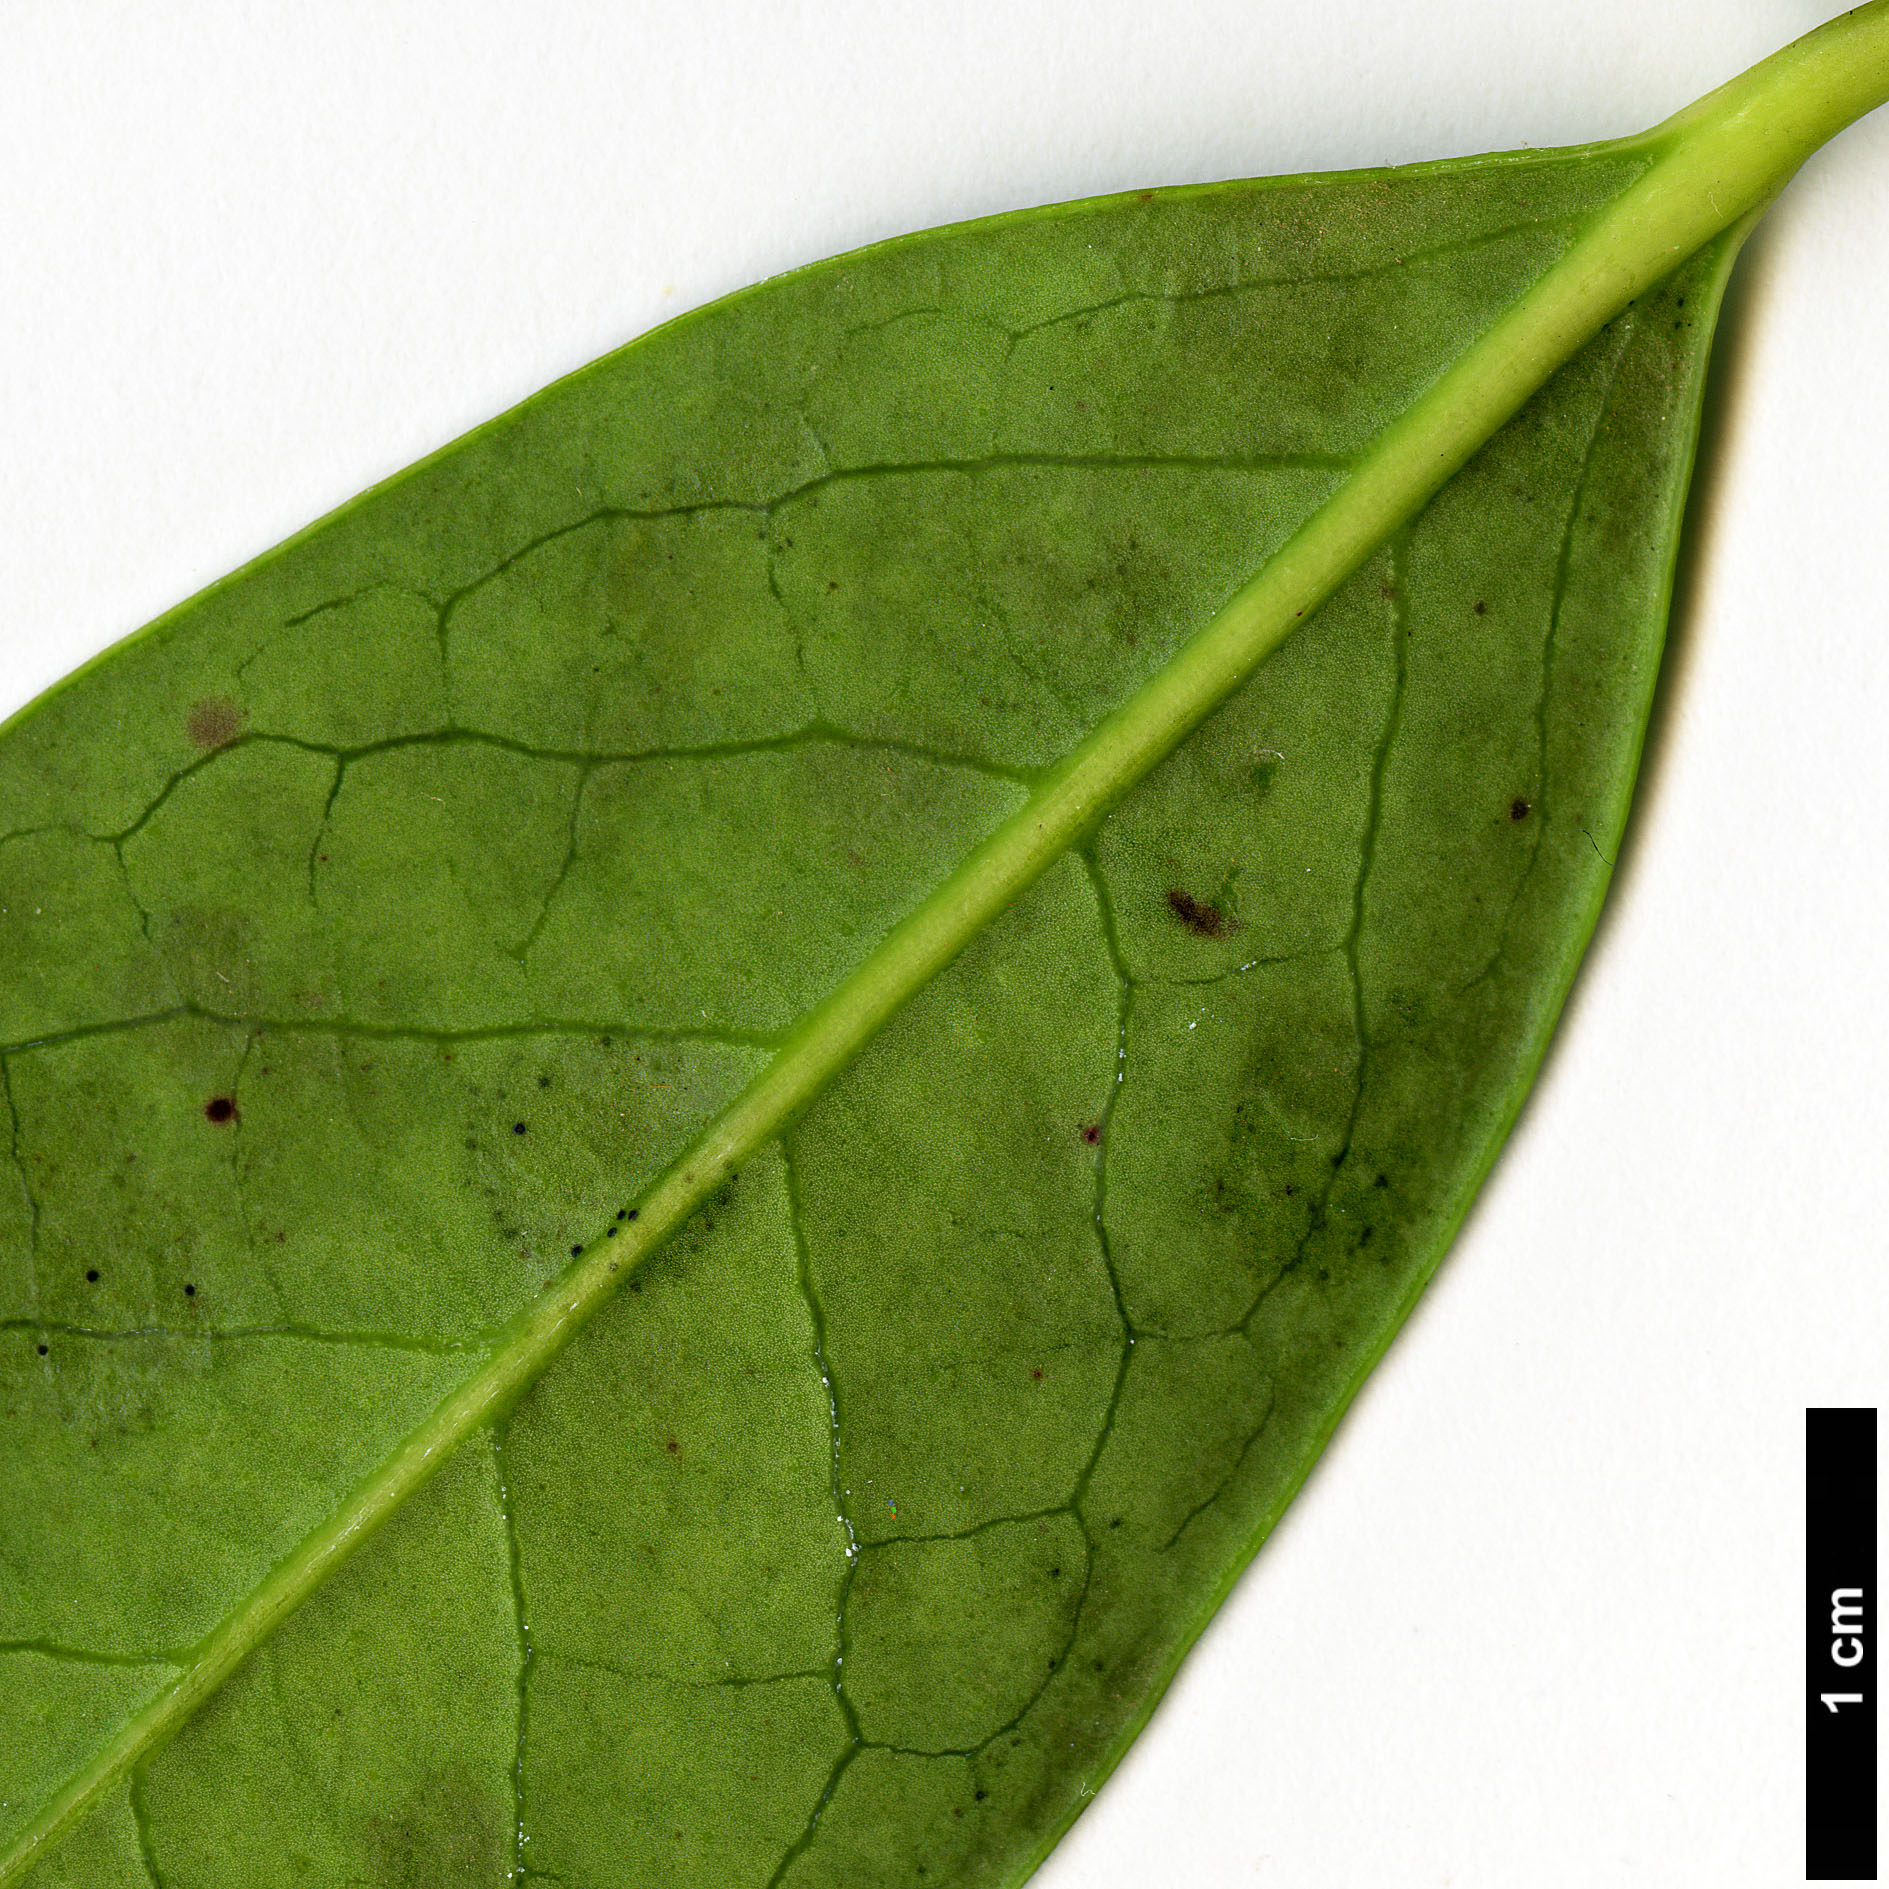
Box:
0;144;1734;1887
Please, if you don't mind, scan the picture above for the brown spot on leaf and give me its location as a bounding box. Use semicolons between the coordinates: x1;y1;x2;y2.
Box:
359;1767;504;1888
203;1096;237;1124
1473;599;1488;615
185;698;244;749
1080;1123;1101;1145
1166;887;1228;938
664;1436;680;1456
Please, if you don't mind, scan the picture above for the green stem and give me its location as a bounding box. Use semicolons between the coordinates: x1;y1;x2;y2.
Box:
6;6;1887;1882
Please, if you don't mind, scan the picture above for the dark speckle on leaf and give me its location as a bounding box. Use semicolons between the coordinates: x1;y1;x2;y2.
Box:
513;1122;527;1135
1510;797;1532;821
185;697;244;749
204;1096;237;1124
1166;887;1229;938
85;1269;99;1283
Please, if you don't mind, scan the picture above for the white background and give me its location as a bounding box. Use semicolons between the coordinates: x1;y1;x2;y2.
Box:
3;3;1886;1884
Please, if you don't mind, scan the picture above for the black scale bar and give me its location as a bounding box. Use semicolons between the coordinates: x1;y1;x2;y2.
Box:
1808;1407;1876;1881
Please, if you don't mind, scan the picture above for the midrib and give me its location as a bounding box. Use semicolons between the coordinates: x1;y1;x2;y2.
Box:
8;11;1886;1877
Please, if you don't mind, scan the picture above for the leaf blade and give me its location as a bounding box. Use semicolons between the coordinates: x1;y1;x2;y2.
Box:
0;14;1881;1873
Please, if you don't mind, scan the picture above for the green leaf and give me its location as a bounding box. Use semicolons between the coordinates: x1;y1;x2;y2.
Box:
2;10;1885;1885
